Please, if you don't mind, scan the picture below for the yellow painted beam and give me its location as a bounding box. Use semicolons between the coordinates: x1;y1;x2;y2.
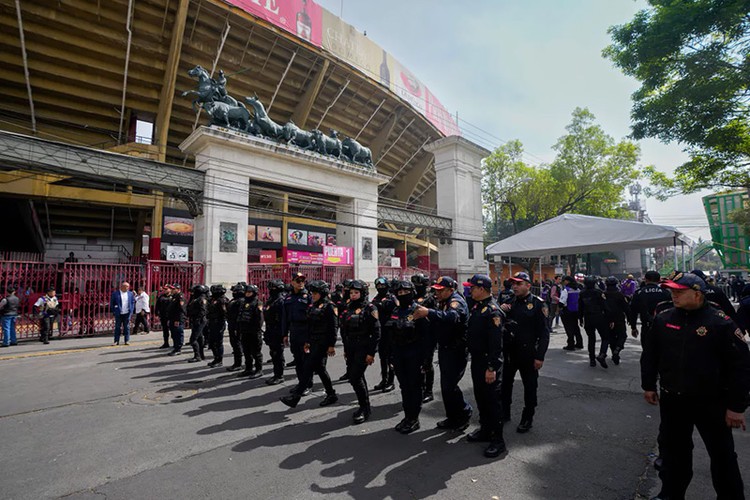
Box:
378;230;437;252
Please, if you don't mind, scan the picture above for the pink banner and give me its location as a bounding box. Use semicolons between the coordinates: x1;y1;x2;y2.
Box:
224;0;322;46
324;245;353;266
287;250;324;265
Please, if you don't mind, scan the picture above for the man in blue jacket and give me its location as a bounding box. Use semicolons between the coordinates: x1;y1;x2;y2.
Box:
110;281;135;345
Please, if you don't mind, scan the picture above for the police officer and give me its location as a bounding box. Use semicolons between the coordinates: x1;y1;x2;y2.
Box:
282;272;312;394
604;276;630;364
372;277;396;392
263;279;286;385
641;272;750;500
387;280;428;434
413;276;472;431
341;279;381;423
500;271;550;433
498;279;514;304
281;279;338;408
206;284;229;367
330;283;344;310
464;274;506;458
166;284;186;356
237;284;264;379
226;283;245;372
155;285;172;349
412;273;437;404
336;278;354;381
628;270;671;341
186;284;208;363
559;276;583;350
34;286;59;345
578;275;611;368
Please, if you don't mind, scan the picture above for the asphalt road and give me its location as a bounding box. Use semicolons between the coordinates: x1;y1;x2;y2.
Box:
0;325;747;499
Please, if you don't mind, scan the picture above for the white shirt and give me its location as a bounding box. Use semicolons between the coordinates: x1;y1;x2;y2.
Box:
135;291;150;314
120;291;130;315
559;288;568;307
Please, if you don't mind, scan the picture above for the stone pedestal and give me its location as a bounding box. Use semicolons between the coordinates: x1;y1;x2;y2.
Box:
424;136;490;283
181;127;388;286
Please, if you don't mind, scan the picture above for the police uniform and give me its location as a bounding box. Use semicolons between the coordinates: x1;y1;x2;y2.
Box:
155;290;172;348
35;290;59;344
426;278;472;429
628;276;671;340
206;286;229;367
464;274;506;457
237;287;264;378
387;281;428;434
604;282;630;363
641;273;750;499
559;278;583;349
263;281;286;383
281;279;312;385
186;286;208;362
341;281;381;423
226;284;245;371
501;273;550;432
578;278;611;367
166;287;186;355
412;274;437;403
371;279;396;392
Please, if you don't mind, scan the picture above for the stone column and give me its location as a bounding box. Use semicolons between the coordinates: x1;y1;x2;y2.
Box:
424;136;490;283
336;196;379;284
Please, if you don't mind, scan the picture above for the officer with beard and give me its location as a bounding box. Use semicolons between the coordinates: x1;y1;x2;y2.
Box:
282;272;312;394
226;283;246;372
263;279;286;385
412;273;437;404
387;280;428;434
281;279;338;408
341;279;381;423
372;277;396;392
206;284;229;367
237;284;264;379
186;285;208;363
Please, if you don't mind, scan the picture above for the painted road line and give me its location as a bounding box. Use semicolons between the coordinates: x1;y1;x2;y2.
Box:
0;341;164;361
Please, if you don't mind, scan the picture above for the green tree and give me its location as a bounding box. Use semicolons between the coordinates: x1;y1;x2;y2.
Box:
604;0;750;195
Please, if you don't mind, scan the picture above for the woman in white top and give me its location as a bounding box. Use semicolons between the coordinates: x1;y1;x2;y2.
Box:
133;285;151;335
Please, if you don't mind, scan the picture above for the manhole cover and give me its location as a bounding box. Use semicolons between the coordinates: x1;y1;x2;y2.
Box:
129;388;198;405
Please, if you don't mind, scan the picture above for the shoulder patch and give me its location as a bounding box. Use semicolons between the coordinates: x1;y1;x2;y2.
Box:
481;306;487;313
716;309;730;320
735;328;746;341
450;301;459;309
201;299;207;305
372;309;379;319
258;304;263;311
333;307;338;316
493;316;501;327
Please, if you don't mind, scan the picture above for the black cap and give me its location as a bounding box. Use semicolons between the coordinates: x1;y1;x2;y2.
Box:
509;271;531;284
661;272;706;292
432;276;457;290
463;274;492;290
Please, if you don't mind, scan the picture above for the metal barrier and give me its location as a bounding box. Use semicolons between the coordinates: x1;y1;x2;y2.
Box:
0;260;59;338
145;261;204;331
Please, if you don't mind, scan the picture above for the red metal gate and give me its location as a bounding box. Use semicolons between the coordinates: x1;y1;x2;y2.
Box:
0;260;59;338
146;261;204;331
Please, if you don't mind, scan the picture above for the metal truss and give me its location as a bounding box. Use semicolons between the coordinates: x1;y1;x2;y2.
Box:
377;205;452;236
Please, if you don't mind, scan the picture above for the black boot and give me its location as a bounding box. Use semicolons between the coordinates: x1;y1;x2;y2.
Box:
398;419;420;434
207;357;222;367
596;355;608;369
338;372;349;381
280;394;301;408
484;431;507;458
248;368;263;380
421;390;434;404
467;427;492;442
516;407;534;433
383;372;395;392
373;380;387;391
319;393;338;407
266;376;284;385
226;353;243;372
352;405;371;424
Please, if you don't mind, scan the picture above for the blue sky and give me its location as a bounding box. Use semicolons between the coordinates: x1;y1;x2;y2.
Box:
316;0;710;241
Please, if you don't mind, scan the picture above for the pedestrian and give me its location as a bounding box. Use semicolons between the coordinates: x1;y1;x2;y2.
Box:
463;274;507;458
34;286;59;344
340;279;380;423
604;276;629;365
282;272;312;393
372;276;396;393
0;286;20;347
387;280;428;434
578;275;611;368
155;285;172;349
559;275;583;350
109;281;135;346
166;284;186;356
412;273;437;404
500;271;549;433
263;279;286;385
237;284;264;379
548;276;562;330
641;272;750;500
186;285;208;363
206;284;229;367
132;284;150;335
413;276;472;431
628;270;671;341
620;274;637;302
281;279;338;409
226;283;246;372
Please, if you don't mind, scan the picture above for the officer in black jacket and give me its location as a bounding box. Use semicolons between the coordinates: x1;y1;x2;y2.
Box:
336;278;354;381
414;276;472;431
237;284;264;379
579;275;611;368
155;285;172;349
281;279;338;408
372;277;396;392
282;273;312;392
387;280;428;434
412;273;437;404
641;272;750;500
206;284;229;367
226;283;246;372
341;279;381;423
500;271;550;433
628;270;671;340
263;279;286;385
690;269;739;323
604;276;630;365
166;284;186;356
186;284;208;363
464;274;507;458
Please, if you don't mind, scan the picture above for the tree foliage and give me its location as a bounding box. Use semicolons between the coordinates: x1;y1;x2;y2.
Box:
604;0;750;196
482;108;641;242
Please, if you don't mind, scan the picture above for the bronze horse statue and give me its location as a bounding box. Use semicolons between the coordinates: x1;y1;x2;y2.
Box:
182;65;243;112
245;96;284;139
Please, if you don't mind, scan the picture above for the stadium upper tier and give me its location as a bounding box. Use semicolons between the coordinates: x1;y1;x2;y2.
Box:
0;0;460;208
